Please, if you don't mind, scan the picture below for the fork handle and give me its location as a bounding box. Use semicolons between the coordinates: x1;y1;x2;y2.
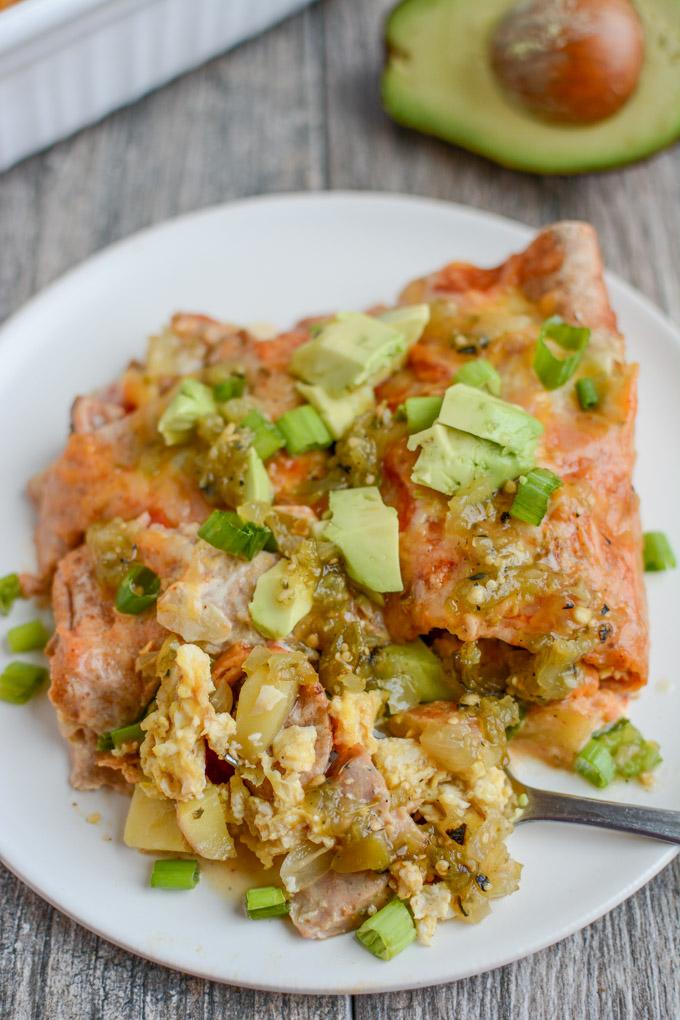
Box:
526;788;680;845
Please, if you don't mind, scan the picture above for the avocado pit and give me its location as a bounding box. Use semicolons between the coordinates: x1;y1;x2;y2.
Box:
490;0;645;124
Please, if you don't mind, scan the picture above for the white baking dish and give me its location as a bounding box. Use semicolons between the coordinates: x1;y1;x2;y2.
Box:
0;0;315;172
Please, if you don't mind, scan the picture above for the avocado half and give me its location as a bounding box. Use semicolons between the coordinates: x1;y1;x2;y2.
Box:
382;0;680;174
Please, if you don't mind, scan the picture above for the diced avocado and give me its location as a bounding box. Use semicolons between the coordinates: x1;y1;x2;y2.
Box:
373;639;453;712
158;379;216;446
407;423;525;497
378;304;430;346
324;487;403;593
291;312;406;391
438;384;542;460
296;382;375;440
382;0;680;175
244;448;274;504
248;559;314;640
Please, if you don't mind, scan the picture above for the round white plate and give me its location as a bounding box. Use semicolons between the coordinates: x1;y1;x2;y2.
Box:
0;193;677;994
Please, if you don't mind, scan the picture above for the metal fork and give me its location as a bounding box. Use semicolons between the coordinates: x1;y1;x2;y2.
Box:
506;769;680;845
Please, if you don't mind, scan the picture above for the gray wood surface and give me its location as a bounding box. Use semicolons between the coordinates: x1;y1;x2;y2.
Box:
1;1;679;1016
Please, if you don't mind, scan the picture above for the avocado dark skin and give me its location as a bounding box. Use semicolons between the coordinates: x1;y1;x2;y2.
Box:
382;0;680;175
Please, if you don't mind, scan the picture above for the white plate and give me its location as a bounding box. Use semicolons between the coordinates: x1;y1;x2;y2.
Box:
0;193;677;995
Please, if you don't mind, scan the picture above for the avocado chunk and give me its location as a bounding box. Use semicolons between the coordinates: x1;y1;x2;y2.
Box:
296;382;375;440
407;423;526;497
291;309;422;391
378;304;430;346
324;487;403;593
244;448;274;504
249;559;314;639
438;383;542;461
158;379;216;446
382;0;680;174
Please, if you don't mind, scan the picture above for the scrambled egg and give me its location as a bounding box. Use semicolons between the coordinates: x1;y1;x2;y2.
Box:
373;736;446;810
328;690;384;752
410;884;455;945
272;725;317;774
140;643;235;800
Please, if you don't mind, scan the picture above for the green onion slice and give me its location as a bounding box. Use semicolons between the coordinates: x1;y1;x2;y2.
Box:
241;409;286;461
534;317;590;391
245;886;289;919
0;573;22;616
276;405;333;454
198;510;273;560
453;358;501;395
398;396;443;433
6;619;51;653
576;377;599;411
574;740;616;788
150;859;199;890
510;468;562;526
213;376;246;402
96;721;145;752
355;898;416;960
0;662;48;704
114;564;161;615
643;531;676;572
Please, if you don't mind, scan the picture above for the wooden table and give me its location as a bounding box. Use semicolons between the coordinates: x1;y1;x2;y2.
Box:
1;1;678;1015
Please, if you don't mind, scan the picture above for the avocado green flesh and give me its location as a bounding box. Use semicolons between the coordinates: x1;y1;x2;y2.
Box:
383;0;680;174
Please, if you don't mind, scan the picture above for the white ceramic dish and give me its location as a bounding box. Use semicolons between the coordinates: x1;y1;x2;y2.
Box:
0;0;315;172
0;193;677;994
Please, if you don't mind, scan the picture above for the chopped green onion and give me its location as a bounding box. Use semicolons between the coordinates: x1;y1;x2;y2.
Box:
158;379;216;445
276;405;333;454
245;886;290;919
0;573;22;616
213;376;246;402
534;317;590;391
114;564;161;615
574;740;616;788
453;358;502;395
150;859;199;890
0;662;48;704
355;898;416;960
398;396;443;433
510;468;562;526
96;721;145;752
6;619;51;653
576;377;599;410
198;510;273;560
643;531;676;572
241;409;286;461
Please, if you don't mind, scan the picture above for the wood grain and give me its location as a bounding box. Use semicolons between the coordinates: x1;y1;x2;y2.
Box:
1;0;679;1015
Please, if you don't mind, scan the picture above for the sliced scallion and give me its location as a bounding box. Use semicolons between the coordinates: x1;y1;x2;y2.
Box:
453;358;501;395
0;662;48;704
574;740;616;788
276;405;333;454
96;721;145;752
213;376;246;402
245;886;289;919
576;377;599;411
198;510;273;560
534;317;590;391
355;898;416;960
241;409;285;461
6;619;51;653
0;573;22;616
398;396;443;433
643;531;676;572
510;468;562;526
150;859;199;890
114;564;161;615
